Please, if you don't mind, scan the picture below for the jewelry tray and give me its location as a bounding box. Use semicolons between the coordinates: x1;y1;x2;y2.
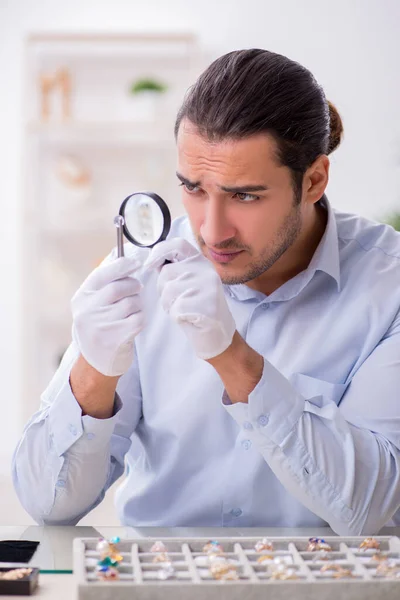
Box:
74;535;400;600
0;564;39;596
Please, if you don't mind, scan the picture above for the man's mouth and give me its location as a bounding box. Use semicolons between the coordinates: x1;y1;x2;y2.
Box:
207;248;244;264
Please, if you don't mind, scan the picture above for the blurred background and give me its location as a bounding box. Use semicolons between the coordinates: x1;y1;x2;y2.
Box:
0;0;399;525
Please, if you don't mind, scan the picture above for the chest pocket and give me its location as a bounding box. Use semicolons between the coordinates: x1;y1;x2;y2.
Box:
290;372;349;408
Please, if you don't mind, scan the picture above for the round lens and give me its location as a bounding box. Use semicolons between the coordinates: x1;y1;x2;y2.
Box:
119;192;171;248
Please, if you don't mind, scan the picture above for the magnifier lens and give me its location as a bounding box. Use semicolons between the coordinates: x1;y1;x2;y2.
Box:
118;192;171;252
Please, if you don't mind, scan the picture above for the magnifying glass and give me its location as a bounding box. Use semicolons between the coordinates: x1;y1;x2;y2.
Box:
114;192;171;258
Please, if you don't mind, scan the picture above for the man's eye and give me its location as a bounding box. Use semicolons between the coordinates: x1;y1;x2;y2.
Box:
179;182;199;193
235;192;259;202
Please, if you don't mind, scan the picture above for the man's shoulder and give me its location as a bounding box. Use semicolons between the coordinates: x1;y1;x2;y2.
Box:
334;207;400;263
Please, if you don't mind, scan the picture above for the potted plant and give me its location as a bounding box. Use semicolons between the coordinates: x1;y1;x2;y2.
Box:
128;77;168;122
383;212;400;231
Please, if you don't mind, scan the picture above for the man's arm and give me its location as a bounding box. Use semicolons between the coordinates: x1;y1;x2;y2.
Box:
13;247;148;524
146;237;400;535
209;317;400;535
146;238;400;535
12;341;142;524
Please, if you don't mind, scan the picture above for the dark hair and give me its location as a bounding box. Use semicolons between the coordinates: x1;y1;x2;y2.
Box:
175;49;343;200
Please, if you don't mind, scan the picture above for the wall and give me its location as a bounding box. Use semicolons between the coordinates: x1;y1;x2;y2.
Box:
0;0;399;519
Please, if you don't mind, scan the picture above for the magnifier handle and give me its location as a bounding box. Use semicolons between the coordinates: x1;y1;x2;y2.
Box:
117;237;124;258
114;215;125;258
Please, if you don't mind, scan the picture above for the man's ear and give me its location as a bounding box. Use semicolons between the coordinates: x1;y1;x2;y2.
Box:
303;155;330;204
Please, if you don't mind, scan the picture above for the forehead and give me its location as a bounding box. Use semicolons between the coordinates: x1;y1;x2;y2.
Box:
177;119;281;179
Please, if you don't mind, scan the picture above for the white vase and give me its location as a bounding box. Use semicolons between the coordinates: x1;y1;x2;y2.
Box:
130;91;162;122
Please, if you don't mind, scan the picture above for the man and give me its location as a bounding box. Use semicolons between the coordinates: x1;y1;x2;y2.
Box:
13;49;400;534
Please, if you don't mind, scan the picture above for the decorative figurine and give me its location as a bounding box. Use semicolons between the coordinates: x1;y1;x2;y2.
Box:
39;67;71;121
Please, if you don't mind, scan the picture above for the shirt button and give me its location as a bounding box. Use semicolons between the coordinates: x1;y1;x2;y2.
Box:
261;303;269;310
69;424;77;436
257;414;269;427
56;479;66;488
243;421;253;431
242;439;252;450
230;508;242;518
87;433;95;440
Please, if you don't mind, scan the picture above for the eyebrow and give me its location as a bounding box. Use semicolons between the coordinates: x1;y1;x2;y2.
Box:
176;172;268;193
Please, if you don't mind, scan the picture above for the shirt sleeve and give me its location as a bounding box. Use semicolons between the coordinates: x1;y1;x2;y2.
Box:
223;311;400;535
12;341;142;525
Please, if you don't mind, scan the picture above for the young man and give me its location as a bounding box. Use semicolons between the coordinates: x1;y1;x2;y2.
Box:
13;49;400;535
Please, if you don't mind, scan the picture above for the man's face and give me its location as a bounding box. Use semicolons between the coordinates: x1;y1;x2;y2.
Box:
176;120;305;286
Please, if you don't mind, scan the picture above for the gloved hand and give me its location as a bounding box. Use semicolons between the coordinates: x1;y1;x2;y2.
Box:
144;238;236;360
71;247;149;376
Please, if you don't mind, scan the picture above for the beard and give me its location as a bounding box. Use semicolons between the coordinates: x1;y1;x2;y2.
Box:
195;202;303;285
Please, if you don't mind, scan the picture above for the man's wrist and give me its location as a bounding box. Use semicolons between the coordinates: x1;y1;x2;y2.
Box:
70;354;120;419
206;331;264;403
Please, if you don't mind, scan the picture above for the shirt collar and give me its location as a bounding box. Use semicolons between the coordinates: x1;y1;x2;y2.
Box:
307;195;341;291
226;195;341;301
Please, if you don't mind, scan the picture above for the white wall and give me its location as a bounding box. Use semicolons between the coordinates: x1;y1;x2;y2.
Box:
0;0;399;488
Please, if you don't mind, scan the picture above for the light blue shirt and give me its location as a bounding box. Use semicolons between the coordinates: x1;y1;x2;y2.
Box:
13;198;400;534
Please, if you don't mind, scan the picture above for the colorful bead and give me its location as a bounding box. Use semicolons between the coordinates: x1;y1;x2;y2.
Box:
257;554;274;563
157;564;175;580
150;540;167;553
307;537;332;552
255;538;274;553
359;537;380;551
152;552;171;564
202;540;224;555
96;537;122;582
110;536;121;544
270;559;299;580
97;566;119;581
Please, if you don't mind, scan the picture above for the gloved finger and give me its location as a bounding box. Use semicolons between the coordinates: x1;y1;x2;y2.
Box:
124;310;146;335
144;238;199;271
156;262;193;294
106;293;143;320
97;277;143;305
159;278;196;313
80;253;145;292
171;310;204;327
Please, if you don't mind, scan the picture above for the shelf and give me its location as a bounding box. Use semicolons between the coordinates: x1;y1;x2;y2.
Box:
22;31;196;414
26;121;176;146
27;32;197;59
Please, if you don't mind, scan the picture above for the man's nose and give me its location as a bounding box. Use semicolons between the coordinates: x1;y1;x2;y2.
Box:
200;199;236;247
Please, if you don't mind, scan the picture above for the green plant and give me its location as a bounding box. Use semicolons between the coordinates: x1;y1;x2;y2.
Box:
382;212;400;232
130;78;167;94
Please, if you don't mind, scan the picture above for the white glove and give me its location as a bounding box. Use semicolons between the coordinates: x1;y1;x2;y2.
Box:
144;238;236;360
71;247;149;376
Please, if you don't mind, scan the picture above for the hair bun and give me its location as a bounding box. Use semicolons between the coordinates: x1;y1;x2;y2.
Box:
327;101;343;154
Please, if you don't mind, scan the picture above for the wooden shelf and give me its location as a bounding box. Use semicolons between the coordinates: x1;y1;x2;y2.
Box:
26;121;175;146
